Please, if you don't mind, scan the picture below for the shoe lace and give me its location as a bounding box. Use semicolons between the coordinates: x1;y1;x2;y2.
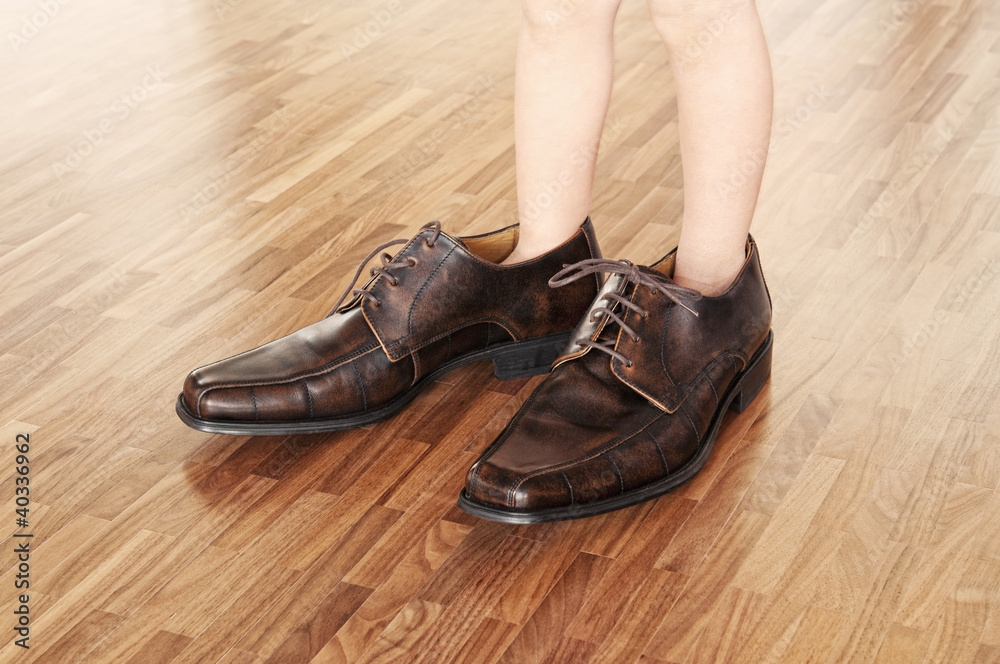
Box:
548;258;701;367
329;220;442;314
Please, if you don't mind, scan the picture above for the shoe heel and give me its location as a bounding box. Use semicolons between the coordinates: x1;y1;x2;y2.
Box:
729;330;773;413
492;332;571;380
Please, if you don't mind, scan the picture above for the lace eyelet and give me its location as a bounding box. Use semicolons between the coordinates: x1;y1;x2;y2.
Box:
626;360;634;368
408;257;418;267
632;336;640;344
388;278;399;287
425;239;435;248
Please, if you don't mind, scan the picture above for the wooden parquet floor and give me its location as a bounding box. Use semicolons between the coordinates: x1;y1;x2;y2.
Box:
2;0;1000;661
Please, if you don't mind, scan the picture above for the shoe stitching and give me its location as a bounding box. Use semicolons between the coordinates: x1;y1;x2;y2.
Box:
652;337;771;481
302;380;314;419
561;472;575;506
250;387;258;422
706;373;720;406
610;282;736;410
408;245;457;337
383;316;524;359
411;351;421;387
196;344;381;414
351;361;367;412
338;227;442;315
646;430;669;473
656;304;681;402
508;410;663;494
613;350;746;413
678;400;699;437
607;455;625;495
445;333;452;362
330;224;442;314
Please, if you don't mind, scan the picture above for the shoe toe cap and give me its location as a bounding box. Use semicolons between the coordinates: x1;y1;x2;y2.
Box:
181;359;311;422
466;445;665;516
510;472;575;511
182;363;257;421
465;462;574;512
181;367;211;416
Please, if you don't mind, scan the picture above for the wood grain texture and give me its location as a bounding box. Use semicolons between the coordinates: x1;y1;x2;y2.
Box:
2;0;1000;661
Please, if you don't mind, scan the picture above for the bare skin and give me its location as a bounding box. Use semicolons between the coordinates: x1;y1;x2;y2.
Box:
502;0;773;298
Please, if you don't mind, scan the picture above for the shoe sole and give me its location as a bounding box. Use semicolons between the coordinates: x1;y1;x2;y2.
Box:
456;329;774;524
175;330;572;435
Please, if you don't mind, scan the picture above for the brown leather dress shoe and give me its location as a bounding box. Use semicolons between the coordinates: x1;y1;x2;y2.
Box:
459;235;772;523
176;218;602;434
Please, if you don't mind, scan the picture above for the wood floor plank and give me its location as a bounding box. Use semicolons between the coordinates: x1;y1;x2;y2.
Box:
2;0;999;660
498;552;614;664
310;518;471;663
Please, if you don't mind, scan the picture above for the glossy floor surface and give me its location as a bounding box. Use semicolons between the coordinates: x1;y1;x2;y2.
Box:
2;0;1000;662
